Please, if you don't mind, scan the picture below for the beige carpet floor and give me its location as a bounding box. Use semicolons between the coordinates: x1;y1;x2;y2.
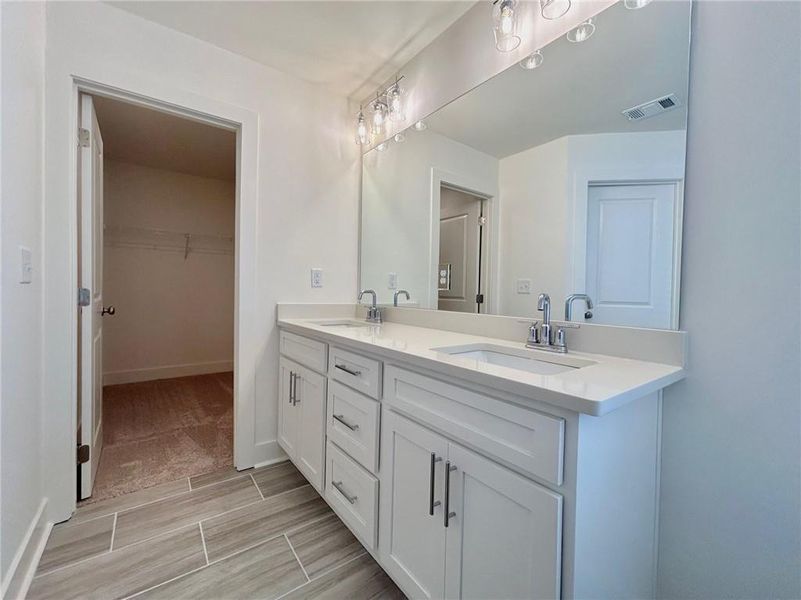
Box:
82;372;233;505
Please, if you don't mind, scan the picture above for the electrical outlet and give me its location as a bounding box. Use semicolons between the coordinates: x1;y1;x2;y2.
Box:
516;278;532;294
388;272;398;289
311;268;323;288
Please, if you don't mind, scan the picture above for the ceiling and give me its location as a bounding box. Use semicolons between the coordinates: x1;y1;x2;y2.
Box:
425;0;691;158
93;96;237;180
107;1;476;100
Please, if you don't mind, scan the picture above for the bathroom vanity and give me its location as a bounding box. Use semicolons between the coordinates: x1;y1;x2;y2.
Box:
276;307;685;599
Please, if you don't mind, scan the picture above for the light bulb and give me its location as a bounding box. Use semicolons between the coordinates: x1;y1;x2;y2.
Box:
371;98;387;135
567;18;595;43
413;120;427;131
355;111;369;145
393;133;405;143
520;50;544;70
388;85;404;122
500;5;513;34
540;0;570;20
624;0;652;8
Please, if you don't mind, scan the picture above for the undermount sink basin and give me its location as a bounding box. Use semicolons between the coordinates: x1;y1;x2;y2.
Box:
431;343;595;376
311;319;371;328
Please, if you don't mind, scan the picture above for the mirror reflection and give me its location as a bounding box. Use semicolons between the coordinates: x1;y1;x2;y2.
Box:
360;0;691;329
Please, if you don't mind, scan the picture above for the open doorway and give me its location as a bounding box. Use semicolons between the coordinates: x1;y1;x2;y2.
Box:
437;185;489;313
77;93;237;502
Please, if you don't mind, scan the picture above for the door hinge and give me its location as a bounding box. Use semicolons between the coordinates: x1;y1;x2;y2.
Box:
77;444;90;465
476;294;484;304
78;287;90;307
78;128;90;148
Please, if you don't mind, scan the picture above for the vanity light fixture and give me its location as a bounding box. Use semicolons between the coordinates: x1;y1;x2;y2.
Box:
540;0;570;20
520;49;544;70
413;120;427;131
393;132;406;143
623;0;652;8
492;0;521;52
567;18;595;43
355;108;370;145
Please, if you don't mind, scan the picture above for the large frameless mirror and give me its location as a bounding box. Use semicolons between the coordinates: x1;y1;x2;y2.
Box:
360;0;691;329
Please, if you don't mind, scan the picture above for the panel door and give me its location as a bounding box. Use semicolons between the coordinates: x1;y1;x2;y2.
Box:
277;357;299;459
438;187;484;314
295;366;326;492
444;442;563;600
379;410;448;599
585;183;679;328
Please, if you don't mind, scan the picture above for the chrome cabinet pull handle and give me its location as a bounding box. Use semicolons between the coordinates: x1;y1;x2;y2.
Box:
429;453;442;516
333;414;359;431
444;461;457;527
332;480;357;504
293;373;301;405
289;372;295;404
335;364;362;377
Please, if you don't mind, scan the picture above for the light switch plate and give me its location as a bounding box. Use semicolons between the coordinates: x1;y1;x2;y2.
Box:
311;268;323;288
388;272;398;289
20;246;32;284
516;278;532;294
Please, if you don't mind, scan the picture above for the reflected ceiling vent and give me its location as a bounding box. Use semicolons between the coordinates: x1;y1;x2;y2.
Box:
622;93;681;121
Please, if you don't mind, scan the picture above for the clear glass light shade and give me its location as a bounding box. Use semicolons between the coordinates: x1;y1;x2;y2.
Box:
567;18;595;43
413;120;427;131
387;85;404;122
624;0;652;8
371;99;388;135
355;112;370;145
540;0;570;20
393;133;405;143
520;50;544;70
376;142;388;152
493;0;521;52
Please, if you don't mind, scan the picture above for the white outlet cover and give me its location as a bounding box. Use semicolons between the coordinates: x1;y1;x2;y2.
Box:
311;268;323;288
20;246;32;284
516;278;532;294
388;272;398;289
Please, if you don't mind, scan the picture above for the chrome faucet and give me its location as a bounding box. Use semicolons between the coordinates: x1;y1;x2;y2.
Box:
393;289;410;307
358;289;382;323
526;292;580;353
564;293;594;321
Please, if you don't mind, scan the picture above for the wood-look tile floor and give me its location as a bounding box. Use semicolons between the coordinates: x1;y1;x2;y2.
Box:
29;461;404;600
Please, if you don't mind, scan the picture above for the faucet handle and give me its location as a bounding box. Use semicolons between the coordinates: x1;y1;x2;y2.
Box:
526;321;541;345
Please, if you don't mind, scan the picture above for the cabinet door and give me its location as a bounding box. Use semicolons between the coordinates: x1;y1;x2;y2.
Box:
444;442;563;600
277;357;299;459
295;366;326;492
380;410;448;599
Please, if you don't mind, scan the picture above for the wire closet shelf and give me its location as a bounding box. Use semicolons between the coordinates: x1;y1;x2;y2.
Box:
104;225;234;259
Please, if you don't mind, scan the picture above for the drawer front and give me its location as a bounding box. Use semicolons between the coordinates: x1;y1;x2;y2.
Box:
327;381;380;473
329;346;382;399
384;366;565;486
325;441;379;549
280;330;327;373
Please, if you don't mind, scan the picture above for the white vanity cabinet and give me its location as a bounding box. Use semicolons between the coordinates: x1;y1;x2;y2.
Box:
277;336;327;492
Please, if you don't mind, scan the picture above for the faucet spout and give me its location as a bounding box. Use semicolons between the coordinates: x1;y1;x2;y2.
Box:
564;293;594;321
393;289;410;307
358;289;382;323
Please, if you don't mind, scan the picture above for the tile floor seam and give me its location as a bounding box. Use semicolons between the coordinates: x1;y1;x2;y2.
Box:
283;534;310;582
73;480;194;525
250;473;266;500
273;550;369;600
110;513;118;552
198;523;210;565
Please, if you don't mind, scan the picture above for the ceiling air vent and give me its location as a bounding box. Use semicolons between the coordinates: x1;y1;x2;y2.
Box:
622;93;681;121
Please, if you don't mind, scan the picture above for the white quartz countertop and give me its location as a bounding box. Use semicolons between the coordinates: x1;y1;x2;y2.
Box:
278;317;685;416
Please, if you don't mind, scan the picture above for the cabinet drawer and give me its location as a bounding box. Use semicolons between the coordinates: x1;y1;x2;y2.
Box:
329;346;382;399
327;381;380;473
280;330;327;373
384;366;565;486
325;440;379;550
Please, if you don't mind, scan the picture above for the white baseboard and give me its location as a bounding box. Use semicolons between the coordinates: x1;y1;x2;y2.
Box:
2;499;51;600
103;360;233;385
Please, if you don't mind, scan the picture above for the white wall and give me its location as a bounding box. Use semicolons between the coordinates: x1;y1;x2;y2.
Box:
103;160;235;384
42;2;360;522
658;2;800;597
498;131;686;320
361;129;498;306
0;0;46;587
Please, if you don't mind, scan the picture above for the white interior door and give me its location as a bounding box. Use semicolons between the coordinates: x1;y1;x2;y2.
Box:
438;187;484;314
79;94;105;499
585;183;678;328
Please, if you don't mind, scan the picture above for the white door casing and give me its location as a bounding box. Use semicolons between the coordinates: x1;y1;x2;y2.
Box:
79;94;104;499
584;182;680;329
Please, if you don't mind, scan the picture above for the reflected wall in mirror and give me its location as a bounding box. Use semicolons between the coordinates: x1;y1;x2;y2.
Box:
360;0;691;329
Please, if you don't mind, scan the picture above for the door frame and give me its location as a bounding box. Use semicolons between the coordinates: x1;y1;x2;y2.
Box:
46;68;259;521
568;166;685;329
429;168;498;313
